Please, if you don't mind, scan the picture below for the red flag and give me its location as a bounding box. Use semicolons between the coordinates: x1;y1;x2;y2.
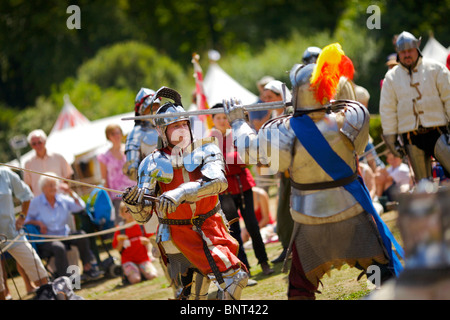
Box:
192;53;214;130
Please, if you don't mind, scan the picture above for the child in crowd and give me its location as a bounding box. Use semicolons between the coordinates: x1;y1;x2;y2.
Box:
112;202;157;284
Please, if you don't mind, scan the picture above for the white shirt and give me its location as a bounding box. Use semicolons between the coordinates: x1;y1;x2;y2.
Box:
380;57;450;134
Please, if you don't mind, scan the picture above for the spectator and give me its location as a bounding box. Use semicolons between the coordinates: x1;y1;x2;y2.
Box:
98;124;135;225
259;80;293;265
24;129;73;196
25;173;101;280
241;187;277;244
359;162;384;215
380;31;450;182
249;76;275;131
376;151;412;203
112;202;157;284
0;166;48;300
210;103;274;276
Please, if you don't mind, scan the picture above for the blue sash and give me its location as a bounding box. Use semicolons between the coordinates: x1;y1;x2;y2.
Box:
290;115;404;276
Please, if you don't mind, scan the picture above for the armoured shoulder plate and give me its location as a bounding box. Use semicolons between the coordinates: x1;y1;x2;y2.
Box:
334;100;370;155
183;137;225;179
138;150;174;188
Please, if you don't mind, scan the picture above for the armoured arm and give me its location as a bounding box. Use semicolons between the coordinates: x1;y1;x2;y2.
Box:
258;116;295;174
159;153;228;214
223;99;260;165
123;127;143;180
158;175;228;214
122;151;168;224
339;100;370;155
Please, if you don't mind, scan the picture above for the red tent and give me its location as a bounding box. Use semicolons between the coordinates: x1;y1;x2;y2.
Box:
50;94;90;135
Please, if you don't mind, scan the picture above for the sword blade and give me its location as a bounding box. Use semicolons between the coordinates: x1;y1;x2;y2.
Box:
121;100;291;121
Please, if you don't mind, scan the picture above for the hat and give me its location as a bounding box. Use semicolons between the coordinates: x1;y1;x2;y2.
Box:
264;80;292;101
385;53;398;67
257;75;275;87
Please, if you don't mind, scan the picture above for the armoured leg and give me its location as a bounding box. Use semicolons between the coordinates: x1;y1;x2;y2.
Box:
209;268;249;300
405;144;431;181
189;272;211;300
434;134;450;176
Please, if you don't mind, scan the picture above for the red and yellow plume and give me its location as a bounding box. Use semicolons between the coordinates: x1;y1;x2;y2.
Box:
309;43;354;104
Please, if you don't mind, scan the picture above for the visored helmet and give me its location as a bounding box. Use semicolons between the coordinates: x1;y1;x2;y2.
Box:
302;46;322;65
152;87;192;148
135;88;161;115
396;31;422;56
289;63;322;111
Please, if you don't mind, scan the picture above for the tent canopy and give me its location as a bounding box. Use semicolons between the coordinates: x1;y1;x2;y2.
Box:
422;36;449;66
203;62;257;107
50;95;90;135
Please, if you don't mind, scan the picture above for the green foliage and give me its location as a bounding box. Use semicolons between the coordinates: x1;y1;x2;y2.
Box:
77;41;185;92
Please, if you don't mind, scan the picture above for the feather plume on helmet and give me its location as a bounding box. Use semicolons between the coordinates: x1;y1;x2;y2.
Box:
309;43;355;105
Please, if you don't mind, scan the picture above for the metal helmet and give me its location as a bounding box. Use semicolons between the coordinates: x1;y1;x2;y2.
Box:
397;180;450;269
302;46;322;65
152;87;192;148
289;63;322;111
395;31;422;55
135;88;161;115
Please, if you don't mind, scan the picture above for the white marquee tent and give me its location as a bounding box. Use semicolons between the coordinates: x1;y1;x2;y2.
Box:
203;62;258;106
422;35;449;66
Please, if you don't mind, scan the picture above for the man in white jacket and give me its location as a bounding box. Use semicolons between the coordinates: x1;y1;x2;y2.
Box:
380;31;450;182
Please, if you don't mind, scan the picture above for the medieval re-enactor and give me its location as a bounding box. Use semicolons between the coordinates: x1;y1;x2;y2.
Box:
122;87;248;300
224;43;404;299
369;180;450;300
123;88;161;181
380;31;450;182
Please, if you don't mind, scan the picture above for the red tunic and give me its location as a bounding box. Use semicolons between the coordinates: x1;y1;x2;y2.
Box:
158;149;244;275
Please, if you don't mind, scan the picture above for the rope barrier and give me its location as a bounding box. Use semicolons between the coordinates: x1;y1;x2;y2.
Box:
0;221;137;247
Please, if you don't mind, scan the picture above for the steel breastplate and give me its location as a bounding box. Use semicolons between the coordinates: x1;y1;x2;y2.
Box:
289;113;361;220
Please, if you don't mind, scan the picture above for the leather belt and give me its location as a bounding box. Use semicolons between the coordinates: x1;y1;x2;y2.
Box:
158;203;221;226
158;203;225;285
290;171;358;191
411;126;438;135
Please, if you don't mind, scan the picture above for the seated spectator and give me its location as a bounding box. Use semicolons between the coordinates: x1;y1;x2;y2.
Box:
432;160;450;186
0;167;48;300
376;151;412;203
25;174;101;280
112;202;157;284
359;162;384;215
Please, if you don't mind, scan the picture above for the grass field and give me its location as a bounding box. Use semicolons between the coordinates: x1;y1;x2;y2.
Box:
5;209;400;301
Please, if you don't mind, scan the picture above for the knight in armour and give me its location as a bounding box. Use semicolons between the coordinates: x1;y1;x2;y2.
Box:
224;43;403;299
122;87;248;300
123;88;161;181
